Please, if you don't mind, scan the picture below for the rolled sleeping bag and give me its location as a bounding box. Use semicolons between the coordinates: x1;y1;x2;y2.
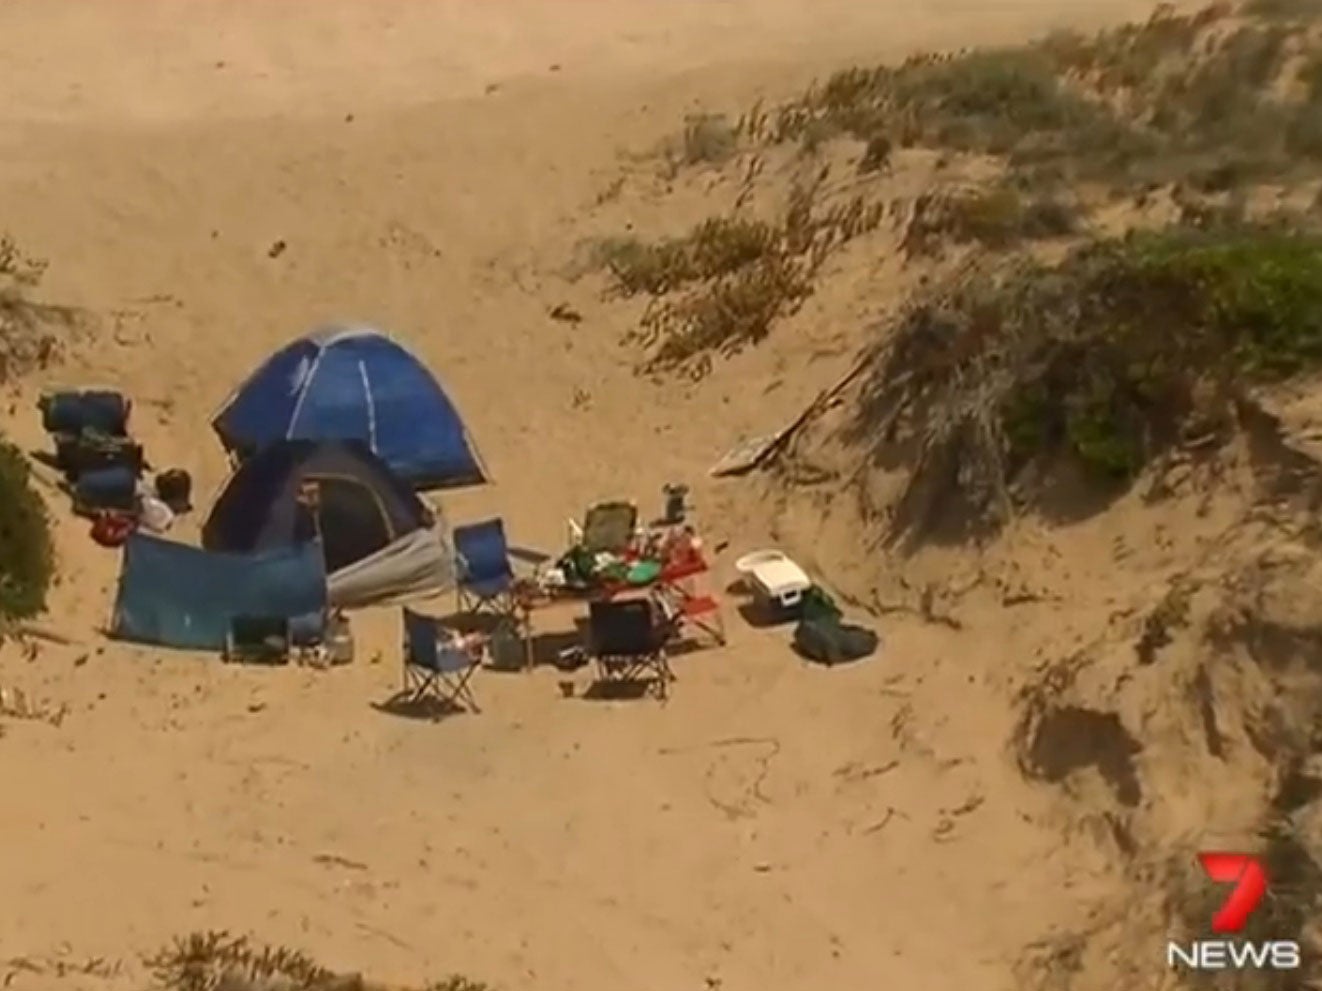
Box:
74;464;138;513
39;389;131;436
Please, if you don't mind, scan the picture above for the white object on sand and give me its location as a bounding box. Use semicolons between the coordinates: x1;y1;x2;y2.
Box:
139;495;174;533
709;434;780;477
735;549;811;611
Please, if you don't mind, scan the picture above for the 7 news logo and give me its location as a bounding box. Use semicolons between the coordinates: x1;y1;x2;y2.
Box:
1166;852;1301;971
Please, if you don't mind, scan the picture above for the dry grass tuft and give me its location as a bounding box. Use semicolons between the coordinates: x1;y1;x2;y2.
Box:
596;185;884;377
144;932;494;991
0;234;75;383
900;185;1082;256
748;4;1319;190
677;112;739;166
1243;0;1322;20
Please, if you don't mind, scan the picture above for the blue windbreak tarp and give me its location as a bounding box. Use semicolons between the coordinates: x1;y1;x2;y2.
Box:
110;534;327;651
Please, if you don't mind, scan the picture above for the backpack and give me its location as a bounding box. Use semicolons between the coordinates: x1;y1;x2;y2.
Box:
793;615;879;666
90;511;137;548
155;469;192;511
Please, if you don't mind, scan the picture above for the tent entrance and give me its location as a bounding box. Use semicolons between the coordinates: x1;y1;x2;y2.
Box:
311;474;394;573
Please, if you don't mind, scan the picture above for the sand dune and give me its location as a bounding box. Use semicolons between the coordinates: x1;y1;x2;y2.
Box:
0;2;1244;990
1;0;1189;124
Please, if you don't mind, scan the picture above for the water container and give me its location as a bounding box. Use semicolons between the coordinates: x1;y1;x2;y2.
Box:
326;613;355;665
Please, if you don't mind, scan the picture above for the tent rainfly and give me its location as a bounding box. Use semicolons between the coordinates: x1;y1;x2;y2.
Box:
212;324;487;490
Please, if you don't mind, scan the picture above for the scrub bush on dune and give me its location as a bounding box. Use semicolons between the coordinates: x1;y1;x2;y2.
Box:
0;234;74;382
0;438;54;624
849;224;1322;542
0;234;61;628
614;1;1322;376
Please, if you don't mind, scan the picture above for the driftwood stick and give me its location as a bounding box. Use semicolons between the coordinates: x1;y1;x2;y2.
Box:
15;622;79;646
756;350;878;469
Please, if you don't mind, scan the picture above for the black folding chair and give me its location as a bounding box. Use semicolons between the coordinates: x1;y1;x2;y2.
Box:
587;597;674;699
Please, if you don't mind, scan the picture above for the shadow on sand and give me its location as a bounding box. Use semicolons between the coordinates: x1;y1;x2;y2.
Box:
371;691;474;721
579;678;665;701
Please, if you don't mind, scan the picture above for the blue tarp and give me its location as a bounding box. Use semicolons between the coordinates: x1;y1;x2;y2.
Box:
211;325;486;490
110;534;327;651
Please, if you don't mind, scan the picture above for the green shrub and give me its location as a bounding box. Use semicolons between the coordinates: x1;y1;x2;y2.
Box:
740;6;1322;193
855;225;1322;536
903;185;1081;255
766;47;1116;167
1243;0;1322;20
1017;229;1322;475
0;439;53;622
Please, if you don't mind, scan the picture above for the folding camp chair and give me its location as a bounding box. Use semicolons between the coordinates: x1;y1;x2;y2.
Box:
402;608;482;712
455;516;522;616
574;500;639;556
587;597;674;699
653;582;727;646
455;518;514;608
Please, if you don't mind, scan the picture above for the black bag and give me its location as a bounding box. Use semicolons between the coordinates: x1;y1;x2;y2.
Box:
155;469;192;511
793;616;879;666
56;430;144;479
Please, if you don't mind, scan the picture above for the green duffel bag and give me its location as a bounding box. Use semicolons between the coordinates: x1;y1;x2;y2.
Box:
793;616;879;666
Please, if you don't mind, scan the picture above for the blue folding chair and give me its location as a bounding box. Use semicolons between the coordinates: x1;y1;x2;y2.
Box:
454;518;517;616
402;608;481;712
453;518;534;669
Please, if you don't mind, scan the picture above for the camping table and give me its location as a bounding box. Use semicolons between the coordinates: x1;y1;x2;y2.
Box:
511;580;545;671
596;557;725;645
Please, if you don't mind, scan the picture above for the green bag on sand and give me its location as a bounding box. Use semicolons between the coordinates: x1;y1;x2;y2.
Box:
793;586;878;666
793;616;879;666
801;584;843;622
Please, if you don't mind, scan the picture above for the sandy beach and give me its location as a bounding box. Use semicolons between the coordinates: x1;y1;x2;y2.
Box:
0;2;1276;990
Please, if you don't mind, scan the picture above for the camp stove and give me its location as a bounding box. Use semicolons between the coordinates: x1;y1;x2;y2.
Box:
662;483;690;525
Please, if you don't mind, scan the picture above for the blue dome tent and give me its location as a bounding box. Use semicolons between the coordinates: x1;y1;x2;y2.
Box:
212;325;487;490
202;439;456;610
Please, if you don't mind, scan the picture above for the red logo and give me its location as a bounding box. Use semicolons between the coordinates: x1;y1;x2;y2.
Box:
1199;852;1269;934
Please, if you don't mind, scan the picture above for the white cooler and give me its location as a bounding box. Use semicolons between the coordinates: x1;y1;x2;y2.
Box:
735;550;812;614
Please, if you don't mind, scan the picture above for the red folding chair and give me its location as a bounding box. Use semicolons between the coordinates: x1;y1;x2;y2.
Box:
653;557;726;646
